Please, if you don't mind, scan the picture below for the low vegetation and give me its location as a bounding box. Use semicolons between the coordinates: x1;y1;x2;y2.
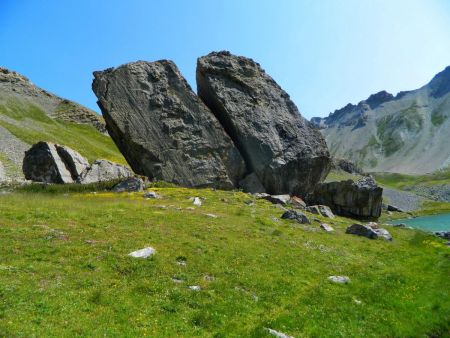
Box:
0;187;449;337
0;100;126;165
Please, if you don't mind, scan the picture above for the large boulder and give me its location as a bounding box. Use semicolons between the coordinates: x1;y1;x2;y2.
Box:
196;51;331;195
307;176;383;219
92;60;246;190
78;159;132;184
22;142;88;183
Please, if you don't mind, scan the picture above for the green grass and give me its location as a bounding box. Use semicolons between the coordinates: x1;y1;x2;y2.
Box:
0;187;449;337
374;169;450;190
0;100;126;165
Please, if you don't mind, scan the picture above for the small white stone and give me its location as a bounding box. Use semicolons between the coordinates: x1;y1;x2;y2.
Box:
144;191;160;199
128;247;156;258
193;197;202;206
266;328;294;338
328;275;350;284
320;223;334;232
188;285;201;291
205;213;218;218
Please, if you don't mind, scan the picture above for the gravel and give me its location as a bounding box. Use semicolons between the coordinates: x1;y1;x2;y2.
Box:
382;187;423;212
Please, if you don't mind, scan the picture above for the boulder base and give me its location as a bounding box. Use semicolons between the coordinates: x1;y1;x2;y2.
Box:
307;177;383;219
78;159;132;184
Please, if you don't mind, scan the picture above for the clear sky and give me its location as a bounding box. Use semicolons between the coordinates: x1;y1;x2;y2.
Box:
1;0;449;119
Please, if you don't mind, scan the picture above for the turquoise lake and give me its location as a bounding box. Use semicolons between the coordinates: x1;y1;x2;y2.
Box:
390;213;450;232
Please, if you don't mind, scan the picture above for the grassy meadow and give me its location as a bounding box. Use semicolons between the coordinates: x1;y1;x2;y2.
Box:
0;186;449;337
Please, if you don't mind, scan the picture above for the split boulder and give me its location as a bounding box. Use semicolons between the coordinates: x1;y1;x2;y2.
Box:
22;142;88;183
197;51;331;195
92;60;246;190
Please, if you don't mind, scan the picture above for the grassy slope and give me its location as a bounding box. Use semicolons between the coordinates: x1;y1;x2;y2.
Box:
374;170;450;190
0;100;126;165
0;187;449;337
374;170;450;215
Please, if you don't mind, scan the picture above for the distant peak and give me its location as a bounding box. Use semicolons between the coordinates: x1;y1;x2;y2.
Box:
428;65;450;98
0;67;30;83
365;90;394;109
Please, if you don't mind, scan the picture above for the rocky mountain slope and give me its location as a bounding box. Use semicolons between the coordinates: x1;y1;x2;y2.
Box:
311;66;450;174
0;67;125;181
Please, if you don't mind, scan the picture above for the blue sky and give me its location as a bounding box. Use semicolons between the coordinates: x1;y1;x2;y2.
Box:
1;0;449;119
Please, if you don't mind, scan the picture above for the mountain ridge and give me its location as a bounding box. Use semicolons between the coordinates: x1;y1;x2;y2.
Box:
311;65;450;174
0;67;125;181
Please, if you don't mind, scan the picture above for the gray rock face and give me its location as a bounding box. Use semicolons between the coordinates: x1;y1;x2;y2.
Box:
92;60;246;190
197;51;331;195
346;223;392;240
239;172;265;193
307;177;383;219
55;145;89;179
22;142;87;183
281;210;311;224
78;159;132;184
112;177;144;192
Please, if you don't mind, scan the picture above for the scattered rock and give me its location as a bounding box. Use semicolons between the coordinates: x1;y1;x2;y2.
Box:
78;159;132;184
171;277;184;284
239;172;266;193
22;142;87;183
176;257;187;266
281;210;311;224
112;177;144;192
188;285;201;291
328;276;350;284
92;60;246;189
435;231;450;240
128;247;156;258
265;328;294;338
320;223;334;232
307;177;383;219
203;275;215;281
318;205;335;218
205;213;218;218
305;205;321;215
353;298;362;305
197;51;331;195
143;191;161;199
386;204;405;212
392;223;407;228
258;194;291;205
290;196;306;209
346;223;392;241
193;197;202;206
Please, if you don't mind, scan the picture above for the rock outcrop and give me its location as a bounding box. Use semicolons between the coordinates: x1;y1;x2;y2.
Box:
77;159;132;184
112;177;144;192
197;51;331;195
92;60;246;190
307;176;383;219
23;142;131;185
22;142;88;183
346;223;392;241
